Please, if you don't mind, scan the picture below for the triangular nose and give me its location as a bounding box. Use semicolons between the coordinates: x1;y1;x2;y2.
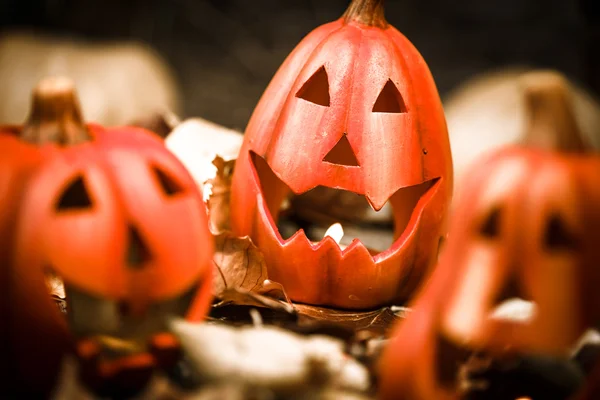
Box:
126;225;152;268
323;134;360;166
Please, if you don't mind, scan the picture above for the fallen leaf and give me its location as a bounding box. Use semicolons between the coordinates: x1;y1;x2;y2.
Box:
205;157;235;233
213;232;268;296
258;279;291;303
295;304;403;337
214;289;295;315
211;233;295;314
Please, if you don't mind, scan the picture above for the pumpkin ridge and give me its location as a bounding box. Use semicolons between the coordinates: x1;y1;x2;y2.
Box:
266;23;347;158
341;25;365;141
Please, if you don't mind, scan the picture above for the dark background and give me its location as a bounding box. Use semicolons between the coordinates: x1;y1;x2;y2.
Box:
1;0;599;131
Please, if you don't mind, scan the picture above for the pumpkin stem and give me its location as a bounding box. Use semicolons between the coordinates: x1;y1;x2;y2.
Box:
342;0;387;29
521;70;589;153
21;76;91;146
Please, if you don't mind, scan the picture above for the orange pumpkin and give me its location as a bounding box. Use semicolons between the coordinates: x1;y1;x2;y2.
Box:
1;141;69;398
378;72;600;399
3;77;213;397
230;0;452;309
0;78;84;397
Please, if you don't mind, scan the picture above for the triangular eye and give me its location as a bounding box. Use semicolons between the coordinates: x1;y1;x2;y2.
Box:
323;134;360;167
126;225;152;268
153;166;184;196
55;175;93;211
544;214;577;251
480;207;501;238
372;79;407;113
296;66;330;107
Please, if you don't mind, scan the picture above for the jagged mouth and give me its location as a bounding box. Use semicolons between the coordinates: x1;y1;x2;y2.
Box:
437;297;598;394
438;297;538;382
44;269;200;359
250;151;440;261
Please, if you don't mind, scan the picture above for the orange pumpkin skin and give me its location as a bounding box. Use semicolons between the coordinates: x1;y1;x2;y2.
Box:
379;147;600;399
9;124;213;395
0;132;73;398
230;4;452;309
2;77;203;396
378;241;458;400
439;148;600;356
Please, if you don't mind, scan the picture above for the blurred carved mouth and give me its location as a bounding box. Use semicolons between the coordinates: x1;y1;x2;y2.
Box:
435;300;537;391
250;151;440;260
44;268;201;359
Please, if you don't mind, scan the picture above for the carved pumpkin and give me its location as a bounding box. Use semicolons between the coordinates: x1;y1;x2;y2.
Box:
1;141;71;397
0;79;85;397
4;77;212;397
379;72;600;399
230;0;452;309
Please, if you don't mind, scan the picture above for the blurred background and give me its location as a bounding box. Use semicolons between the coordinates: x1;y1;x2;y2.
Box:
0;0;598;131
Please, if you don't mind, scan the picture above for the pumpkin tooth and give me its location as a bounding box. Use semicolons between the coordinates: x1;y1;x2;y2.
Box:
490;299;536;323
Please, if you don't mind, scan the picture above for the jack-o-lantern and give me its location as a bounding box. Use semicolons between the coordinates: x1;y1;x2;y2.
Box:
230;0;452;309
0;79;85;397
379;72;600;399
1;139;69;398
5;77;213;397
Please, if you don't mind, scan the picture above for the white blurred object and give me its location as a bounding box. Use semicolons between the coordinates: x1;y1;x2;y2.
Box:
0;31;180;126
171;319;370;394
444;67;600;197
165;118;243;197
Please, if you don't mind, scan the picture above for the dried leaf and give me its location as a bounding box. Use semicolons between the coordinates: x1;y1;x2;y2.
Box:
295;304;402;337
205;157;235;233
215;288;295;315
213;232;268;296
211;232;295;315
258;279;291;303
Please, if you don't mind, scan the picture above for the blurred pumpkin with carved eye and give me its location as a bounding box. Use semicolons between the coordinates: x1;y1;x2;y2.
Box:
379;71;600;400
4;77;212;398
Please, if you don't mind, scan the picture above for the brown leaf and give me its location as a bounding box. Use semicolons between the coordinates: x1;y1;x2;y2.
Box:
211;233;295;314
212;232;268;296
257;279;291;303
214;288;295;315
295;304;402;337
206;157;235;233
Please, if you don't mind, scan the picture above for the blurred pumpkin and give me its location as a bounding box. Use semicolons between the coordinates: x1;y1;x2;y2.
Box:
230;0;452;309
444;67;600;197
0;31;181;127
3;77;212;397
0;78;87;398
379;71;600;399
